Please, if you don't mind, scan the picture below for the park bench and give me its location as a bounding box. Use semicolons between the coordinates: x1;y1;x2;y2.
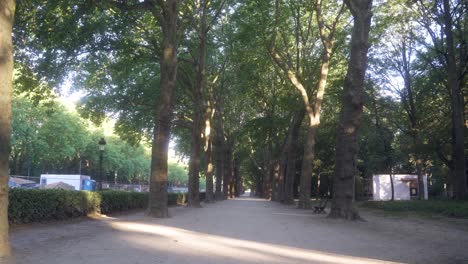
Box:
313;196;329;214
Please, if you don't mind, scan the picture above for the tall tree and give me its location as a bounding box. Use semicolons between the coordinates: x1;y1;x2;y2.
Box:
269;0;344;208
148;0;181;217
329;0;373;220
375;11;427;199
186;0;226;207
414;0;467;199
214;92;224;200
0;0;15;257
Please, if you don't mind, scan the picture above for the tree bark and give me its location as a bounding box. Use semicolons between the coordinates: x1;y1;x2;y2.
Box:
283;110;305;204
214;98;224;200
0;0;15;258
400;40;426;200
298;46;333;209
234;157;241;197
147;0;180;218
270;0;342;208
328;0;373;220
443;0;467;200
187;101;202;207
271;160;280;201
187;0;211;207
223;142;232;199
204;110;214;202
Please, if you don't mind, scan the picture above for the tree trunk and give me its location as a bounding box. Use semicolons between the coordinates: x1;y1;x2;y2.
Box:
229;158;236;198
214;102;224;200
276;154;287;202
298;49;332;209
223;143;232;199
443;0;467;200
234;157;241;197
414;138;425;200
298;123;317;209
283;110;305;204
271;0;341;208
0;0;15;258
400;39;426;200
188;1;210;207
271;160;281;201
147;0;179;218
204;120;214;202
187;103;202;207
389;171;394;201
328;0;372;220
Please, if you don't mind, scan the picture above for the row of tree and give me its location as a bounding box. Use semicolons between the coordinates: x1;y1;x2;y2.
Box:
10;95;193;186
0;0;466;258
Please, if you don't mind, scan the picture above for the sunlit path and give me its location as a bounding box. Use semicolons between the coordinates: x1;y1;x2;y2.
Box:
10;198;468;264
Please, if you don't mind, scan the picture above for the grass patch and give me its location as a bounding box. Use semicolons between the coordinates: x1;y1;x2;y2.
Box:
360;200;468;218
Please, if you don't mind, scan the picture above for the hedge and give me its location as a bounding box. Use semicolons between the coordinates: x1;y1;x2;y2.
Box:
9;189;102;224
361;200;468;218
9;189;206;224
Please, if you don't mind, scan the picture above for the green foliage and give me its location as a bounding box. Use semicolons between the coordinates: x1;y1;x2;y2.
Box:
8;188;208;224
361;200;468;218
99;190;147;214
10;0;465;202
168;163;188;185
8;188;101;224
10;95;152;183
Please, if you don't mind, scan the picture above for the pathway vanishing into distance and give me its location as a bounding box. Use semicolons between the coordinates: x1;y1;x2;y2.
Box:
9;196;468;264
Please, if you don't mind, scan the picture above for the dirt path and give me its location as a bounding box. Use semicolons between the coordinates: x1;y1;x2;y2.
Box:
7;196;468;264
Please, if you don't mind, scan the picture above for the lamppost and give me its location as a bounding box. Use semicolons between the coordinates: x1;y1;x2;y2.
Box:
98;137;106;191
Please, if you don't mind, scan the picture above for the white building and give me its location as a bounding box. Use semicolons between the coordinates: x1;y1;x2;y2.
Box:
373;174;428;201
40;174;92;191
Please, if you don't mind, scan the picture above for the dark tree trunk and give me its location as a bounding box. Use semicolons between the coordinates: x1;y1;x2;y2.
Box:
187;102;202;207
188;1;211;207
270;0;342;208
214;100;224;200
283;110;305;204
271;160;280;201
400;40;426;200
204;127;214;202
389;171;394;201
147;0;180;218
443;0;467;200
276;154;287;202
223;143;232;199
297;0;341;208
298;125;317;208
234;157;241;197
229;160;236;198
0;0;15;258
328;0;373;220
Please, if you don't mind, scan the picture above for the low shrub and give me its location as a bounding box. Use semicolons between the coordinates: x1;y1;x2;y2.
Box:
9;189;101;224
9;189;209;224
361;200;468;218
8;189;147;224
99;190;148;214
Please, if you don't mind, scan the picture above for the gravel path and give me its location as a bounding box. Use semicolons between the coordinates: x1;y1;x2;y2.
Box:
7;196;468;264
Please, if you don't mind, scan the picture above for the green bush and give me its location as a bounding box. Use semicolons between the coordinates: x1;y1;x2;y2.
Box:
9;189;209;224
99;190;148;214
361;200;468;218
8;189;147;224
9;189;101;224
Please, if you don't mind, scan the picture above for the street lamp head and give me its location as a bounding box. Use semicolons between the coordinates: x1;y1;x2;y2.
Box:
98;137;106;152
